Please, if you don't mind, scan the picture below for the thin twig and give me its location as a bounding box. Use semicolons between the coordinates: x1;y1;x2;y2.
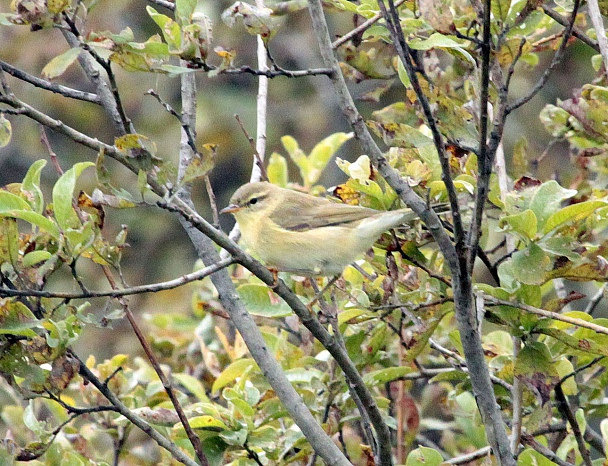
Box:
331;0;407;50
507;0;581;114
0;258;234;299
447;446;492;464
584;283;606;316
235;114;268;181
542;7;598;51
521;434;574;466
484;296;608;336
74;353;199;466
39;126;64;175
101;265;208;466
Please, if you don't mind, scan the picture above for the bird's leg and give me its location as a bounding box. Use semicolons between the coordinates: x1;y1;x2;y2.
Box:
307;274;341;314
268;267;281;289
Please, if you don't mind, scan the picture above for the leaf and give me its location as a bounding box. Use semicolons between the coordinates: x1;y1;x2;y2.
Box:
52;162;95;230
175;0;197;24
212;358;258;393
267;153;288;187
6;210;60;238
147;6;182;51
543;200;607;233
236;283;292;318
187;415;228;431
0;115;12;148
406;446;444;466
0;300;39;337
0;191;32;212
498;243;551;288
409;33;474;64
528;180;577;230
498;209;538;240
363;366;414;385
221;1;281;42
182;145;216;184
306;132;353;186
419;0;455;33
22;159;47;214
23;250;52;267
41;47;81;79
173;373;210;403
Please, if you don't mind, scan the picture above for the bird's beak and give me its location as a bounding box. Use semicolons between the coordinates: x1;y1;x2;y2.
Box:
220;204;241;214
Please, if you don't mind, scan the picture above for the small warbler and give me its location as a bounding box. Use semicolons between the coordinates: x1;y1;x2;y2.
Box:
221;182;437;276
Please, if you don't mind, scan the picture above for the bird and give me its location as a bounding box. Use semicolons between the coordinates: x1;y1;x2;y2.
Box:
220;181;442;276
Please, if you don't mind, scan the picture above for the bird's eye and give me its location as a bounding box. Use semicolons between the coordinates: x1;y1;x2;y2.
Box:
249;197;258;206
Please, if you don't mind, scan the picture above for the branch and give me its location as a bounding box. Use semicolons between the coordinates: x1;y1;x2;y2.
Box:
0;60;101;104
378;0;465;247
447;446;492;464
331;0;407;49
542;7;598;52
554;382;592;466
484;296;608;336
0;258;234;299
586;0;608;80
520;434;575;466
108;275;208;466
584;283;606;315
74;353;200;466
221;65;334;78
506;0;581;114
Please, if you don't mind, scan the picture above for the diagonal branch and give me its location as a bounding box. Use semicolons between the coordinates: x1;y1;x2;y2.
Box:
0;59;101;104
378;0;465;249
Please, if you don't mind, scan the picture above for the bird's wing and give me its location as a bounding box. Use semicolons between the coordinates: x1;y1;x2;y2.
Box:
274;197;380;232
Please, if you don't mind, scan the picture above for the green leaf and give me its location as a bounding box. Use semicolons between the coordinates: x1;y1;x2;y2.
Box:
0;218;19;265
23;250;52;267
22;159;47;214
175;0;197;24
267;152;289;187
306;132;353;185
0;191;32;212
529;180;576;230
409;33;474;64
0;115;11;148
514;342;557;377
7;210;60;238
188;415;228;431
237;283;291;318
543;200;607;233
41;47;81;79
212;359;258;393
172;373;211;403
498;243;550;288
52;162;95;230
406;446;444;466
363;366;414;385
147;6;182;51
0;300;39;337
499;209;537;240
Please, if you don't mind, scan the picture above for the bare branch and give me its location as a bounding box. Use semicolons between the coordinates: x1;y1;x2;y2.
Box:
484;296;608;336
542;7;598;52
74;353;200;466
331;0;407;50
507;0;582;114
0;59;101;104
0;258;234;299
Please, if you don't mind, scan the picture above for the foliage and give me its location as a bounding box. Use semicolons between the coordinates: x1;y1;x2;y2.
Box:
1;0;608;465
